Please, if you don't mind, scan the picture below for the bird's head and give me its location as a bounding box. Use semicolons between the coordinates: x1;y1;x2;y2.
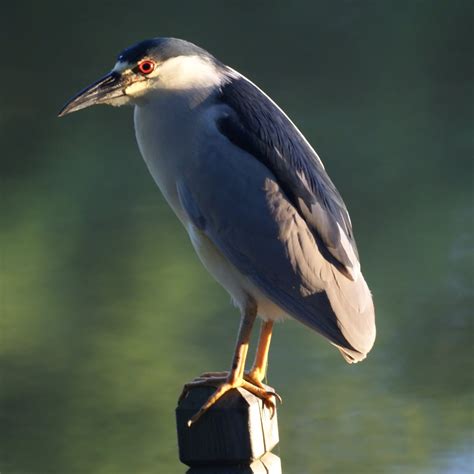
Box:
59;38;224;117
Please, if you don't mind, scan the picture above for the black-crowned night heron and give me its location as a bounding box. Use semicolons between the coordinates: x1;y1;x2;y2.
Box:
59;37;376;425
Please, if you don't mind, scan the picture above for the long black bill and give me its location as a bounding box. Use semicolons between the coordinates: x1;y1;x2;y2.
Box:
58;72;125;117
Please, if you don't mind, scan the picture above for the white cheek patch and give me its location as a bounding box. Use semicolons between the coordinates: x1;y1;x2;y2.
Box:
113;59;161;99
108;96;131;107
157;56;222;90
125;80;149;97
118;56;221;102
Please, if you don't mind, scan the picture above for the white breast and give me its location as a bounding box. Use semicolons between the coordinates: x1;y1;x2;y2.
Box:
133;96;193;223
133;96;287;321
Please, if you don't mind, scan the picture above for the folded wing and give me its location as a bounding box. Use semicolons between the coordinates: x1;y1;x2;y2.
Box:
216;72;360;281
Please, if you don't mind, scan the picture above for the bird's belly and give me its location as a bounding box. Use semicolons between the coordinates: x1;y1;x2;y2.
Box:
187;224;288;322
134;104;286;321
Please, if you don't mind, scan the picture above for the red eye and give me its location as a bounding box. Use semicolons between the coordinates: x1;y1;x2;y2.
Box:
138;60;155;75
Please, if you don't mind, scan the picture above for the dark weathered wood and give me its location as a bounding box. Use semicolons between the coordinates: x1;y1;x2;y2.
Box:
176;385;280;473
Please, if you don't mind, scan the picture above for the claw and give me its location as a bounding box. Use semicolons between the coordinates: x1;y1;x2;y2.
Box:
180;373;280;426
266;389;283;404
259;390;282;419
187;404;208;426
266;400;276;419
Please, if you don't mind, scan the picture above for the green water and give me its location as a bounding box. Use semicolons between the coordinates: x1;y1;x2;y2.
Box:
1;1;472;473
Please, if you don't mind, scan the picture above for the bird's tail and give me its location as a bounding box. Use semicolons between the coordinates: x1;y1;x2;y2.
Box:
337;347;368;364
325;267;376;363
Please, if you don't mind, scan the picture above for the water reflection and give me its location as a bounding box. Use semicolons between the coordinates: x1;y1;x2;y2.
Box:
1;1;472;473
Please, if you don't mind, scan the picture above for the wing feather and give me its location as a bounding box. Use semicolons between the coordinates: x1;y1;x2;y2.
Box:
217;72;360;280
178;134;375;361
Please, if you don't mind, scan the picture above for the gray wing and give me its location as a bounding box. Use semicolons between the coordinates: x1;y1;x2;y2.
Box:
178;105;375;361
216;73;360;281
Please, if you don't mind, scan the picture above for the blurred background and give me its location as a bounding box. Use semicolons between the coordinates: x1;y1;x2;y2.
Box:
1;1;472;473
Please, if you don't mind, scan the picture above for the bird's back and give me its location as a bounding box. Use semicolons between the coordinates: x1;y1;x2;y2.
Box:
213;69;376;361
176;118;376;362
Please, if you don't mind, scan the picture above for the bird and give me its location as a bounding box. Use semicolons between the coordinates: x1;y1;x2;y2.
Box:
59;37;376;425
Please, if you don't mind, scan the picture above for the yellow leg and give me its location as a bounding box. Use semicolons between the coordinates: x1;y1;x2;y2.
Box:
182;300;278;426
198;321;274;386
247;320;273;386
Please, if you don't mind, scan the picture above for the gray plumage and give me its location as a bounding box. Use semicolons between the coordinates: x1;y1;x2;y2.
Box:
216;75;360;281
59;37;376;363
176;102;374;361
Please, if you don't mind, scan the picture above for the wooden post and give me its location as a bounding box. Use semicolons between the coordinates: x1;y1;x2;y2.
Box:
176;385;281;473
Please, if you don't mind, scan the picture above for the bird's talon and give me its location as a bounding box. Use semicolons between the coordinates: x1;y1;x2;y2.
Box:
261;396;276;418
244;373;265;389
266;390;283;404
181;374;281;426
188;408;205;427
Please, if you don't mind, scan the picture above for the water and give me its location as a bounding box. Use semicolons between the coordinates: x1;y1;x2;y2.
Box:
1;1;472;472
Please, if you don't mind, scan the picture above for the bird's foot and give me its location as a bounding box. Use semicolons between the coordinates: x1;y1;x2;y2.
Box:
245;368;267;389
180;373;281;426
